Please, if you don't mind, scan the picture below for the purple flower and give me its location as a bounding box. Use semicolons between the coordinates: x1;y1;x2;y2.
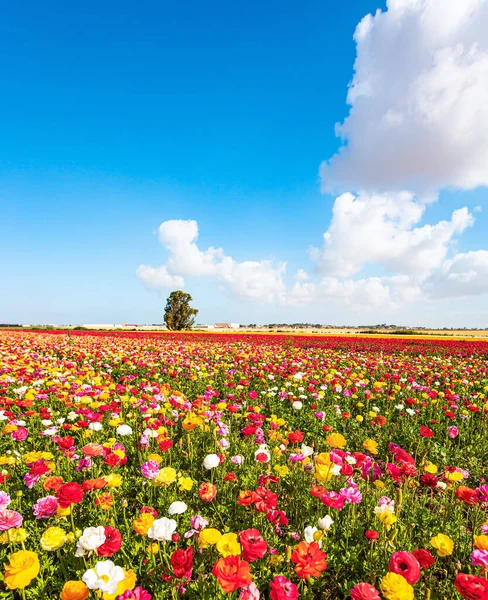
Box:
141;460;160;479
471;549;488;568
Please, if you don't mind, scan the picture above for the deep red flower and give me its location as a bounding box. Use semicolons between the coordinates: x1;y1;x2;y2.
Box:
254;487;278;513
170;546;193;579
420;473;438;488
365;530;378;540
412;549;435;569
420;426;434;438
454;573;488;600
56;481;84;508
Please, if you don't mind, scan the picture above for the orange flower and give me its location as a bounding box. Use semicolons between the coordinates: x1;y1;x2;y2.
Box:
43;476;63;493
236;490;256;506
95;492;113;510
291;541;328;579
211;555;252;593
82;478;107;491
199;482;217;502
455;486;478;505
59;580;89;600
133;513;155;536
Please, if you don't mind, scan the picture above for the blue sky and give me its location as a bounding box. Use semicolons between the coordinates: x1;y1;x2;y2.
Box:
1;0;487;327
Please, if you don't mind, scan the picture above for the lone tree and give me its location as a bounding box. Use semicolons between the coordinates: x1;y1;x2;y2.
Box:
163;290;198;330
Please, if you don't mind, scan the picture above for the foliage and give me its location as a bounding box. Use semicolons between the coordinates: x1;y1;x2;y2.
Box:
163;291;198;330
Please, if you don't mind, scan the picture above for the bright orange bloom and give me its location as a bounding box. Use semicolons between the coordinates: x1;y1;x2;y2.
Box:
133;513;155;536
212;555;252;593
43;476;63;493
455;486;478;505
236;490;256;506
82;478;107;491
291;541;327;579
94;492;113;510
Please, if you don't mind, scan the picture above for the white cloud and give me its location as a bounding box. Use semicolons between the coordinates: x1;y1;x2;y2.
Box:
320;0;488;195
294;269;309;282
424;250;488;298
137;220;287;304
136;265;185;290
311;191;474;278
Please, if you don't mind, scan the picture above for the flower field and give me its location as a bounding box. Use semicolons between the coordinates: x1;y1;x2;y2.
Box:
0;330;487;600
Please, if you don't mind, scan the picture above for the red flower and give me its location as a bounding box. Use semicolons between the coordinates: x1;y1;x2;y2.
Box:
365;530;378;540
389;551;421;585
224;472;237;482
412;549;435;569
198;482;217;502
266;509;288;526
420;425;434;438
350;582;381;600
56;482;84;508
420;474;438;488
288;431;304;444
212;555;252;593
170;546;193;579
269;575;299;600
97;526;122;557
454;573;488;600
291;541;327;579
456;486;478;505
141;506;158;516
254;487;278;513
237;490;256;506
240;528;268;562
57;436;75;450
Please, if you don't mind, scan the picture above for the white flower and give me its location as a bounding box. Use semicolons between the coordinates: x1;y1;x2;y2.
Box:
331;464;342;476
406;408;416;416
75;526;106;557
88;422;103;432
292;401;303;410
203;454;220;470
0;411;8;421
41;419;53;426
304;526;321;547
374;504;395;516
67;411;78;421
318;515;334;531
148;517;177;541
82;560;125;595
293;373;303;380
42;427;58;436
301;444;314;457
437;481;447;490
168;501;187;516
372;406;380;413
116;424;133;436
395;404;404;410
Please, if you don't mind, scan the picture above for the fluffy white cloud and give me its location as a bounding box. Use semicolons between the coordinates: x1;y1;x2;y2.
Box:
137;220;287;303
321;0;488;195
311;192;473;278
424;250;488;298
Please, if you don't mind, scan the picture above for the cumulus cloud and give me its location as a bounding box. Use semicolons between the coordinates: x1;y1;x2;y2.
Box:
320;0;488;195
137;220;287;304
424;250;488;298
311;192;474;278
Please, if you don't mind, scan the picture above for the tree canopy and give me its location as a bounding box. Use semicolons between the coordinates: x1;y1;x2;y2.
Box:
163;290;198;330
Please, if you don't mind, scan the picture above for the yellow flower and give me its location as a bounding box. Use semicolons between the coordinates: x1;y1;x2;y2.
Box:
315;464;334;483
198;528;222;548
325;433;346;448
315;452;332;466
182;412;203;431
423;461;438;474
146;542;160;554
431;533;454;556
60;580;89;600
373;480;385;489
57;504;71;517
0;528;29;544
380;572;414;600
216;532;241;557
363;439;379;455
445;470;463;482
274;464;290;477
355;415;364;423
154;467;176;486
147;454;163;464
102;568;137;600
377;512;397;530
269;554;284;566
4;550;40;590
40;526;67;551
104;473;122;488
133;514;155;536
474;535;488;551
178;476;194;491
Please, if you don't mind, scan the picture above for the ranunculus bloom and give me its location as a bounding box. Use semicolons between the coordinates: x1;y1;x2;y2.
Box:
454;573;488;600
0;509;23;530
380;572;414;600
456;486;478;505
388;551;421;584
240;529;268;562
212;555;252;593
60;580;90;600
4;550;40;590
56;482;84;508
269;575;299;600
199;482;217;502
97;526;122;557
430;533;454;556
365;530;379;540
118;586;152;600
291;541;327;579
412;548;435;569
170;546;193;579
350;582;381;600
32;495;58;519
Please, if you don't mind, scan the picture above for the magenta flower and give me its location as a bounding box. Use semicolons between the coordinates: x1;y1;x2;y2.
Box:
0;491;11;510
140;460;160;479
448;426;459;438
118;586;152;600
32;496;58;519
471;549;488;569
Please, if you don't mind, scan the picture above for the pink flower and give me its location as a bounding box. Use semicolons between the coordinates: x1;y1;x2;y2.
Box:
239;583;260;600
12;427;28;441
0;509;23;530
471;549;488;569
340;487;362;504
448;426;459;439
140;461;160;479
269;576;299;600
350;582;381;600
32;496;58;519
0;492;11;510
118;587;152;600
